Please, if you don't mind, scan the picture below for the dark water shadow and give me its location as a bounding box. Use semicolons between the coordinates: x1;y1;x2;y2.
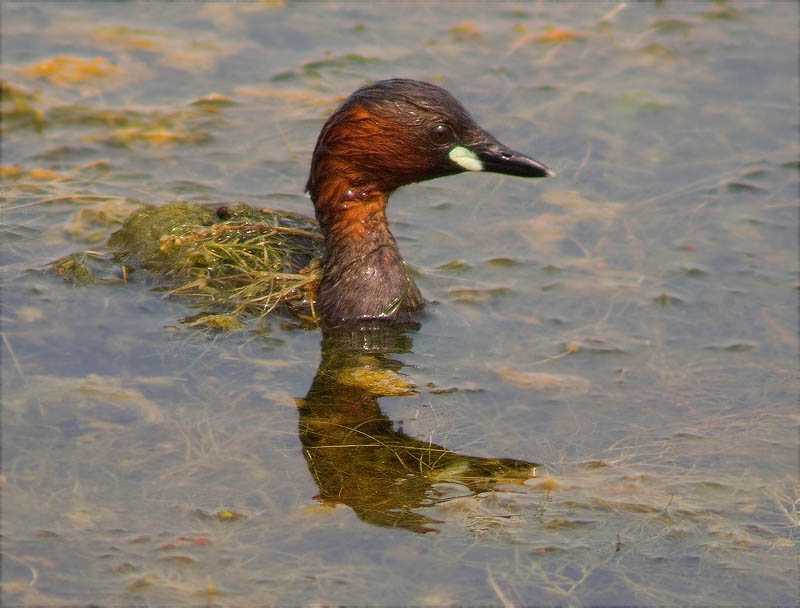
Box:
299;324;538;534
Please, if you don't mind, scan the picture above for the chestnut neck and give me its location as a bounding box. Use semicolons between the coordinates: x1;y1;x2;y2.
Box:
310;174;423;325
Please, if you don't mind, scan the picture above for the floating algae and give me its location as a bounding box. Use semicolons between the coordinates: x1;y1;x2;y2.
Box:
54;201;324;325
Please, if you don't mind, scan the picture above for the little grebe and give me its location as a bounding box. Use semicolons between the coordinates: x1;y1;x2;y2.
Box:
307;78;552;326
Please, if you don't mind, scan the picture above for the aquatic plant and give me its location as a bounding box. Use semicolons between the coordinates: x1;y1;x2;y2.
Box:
53;201;324;327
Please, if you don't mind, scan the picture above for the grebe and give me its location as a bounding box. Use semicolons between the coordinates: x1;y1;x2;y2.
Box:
306;78;552;326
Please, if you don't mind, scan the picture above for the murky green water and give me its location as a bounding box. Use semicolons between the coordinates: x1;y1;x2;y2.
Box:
2;2;796;605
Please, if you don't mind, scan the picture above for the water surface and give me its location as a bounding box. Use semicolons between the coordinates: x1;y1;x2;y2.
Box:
2;2;797;605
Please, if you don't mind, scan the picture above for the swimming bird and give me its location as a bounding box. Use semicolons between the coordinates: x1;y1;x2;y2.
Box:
97;79;551;327
306;78;552;326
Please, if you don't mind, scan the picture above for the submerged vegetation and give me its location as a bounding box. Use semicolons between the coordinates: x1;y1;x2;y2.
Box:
53;202;324;327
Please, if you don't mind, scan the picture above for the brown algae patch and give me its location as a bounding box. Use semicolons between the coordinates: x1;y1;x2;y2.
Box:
492;368;590;395
5;373;166;425
22;56;117;85
1;76;226;149
88;25;244;74
1;166;66;181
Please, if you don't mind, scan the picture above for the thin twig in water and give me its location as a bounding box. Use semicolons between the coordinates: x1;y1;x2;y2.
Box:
601;2;627;22
2;333;25;382
487;566;518;608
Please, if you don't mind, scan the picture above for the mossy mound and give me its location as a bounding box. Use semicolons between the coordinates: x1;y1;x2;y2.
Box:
54;201;325;326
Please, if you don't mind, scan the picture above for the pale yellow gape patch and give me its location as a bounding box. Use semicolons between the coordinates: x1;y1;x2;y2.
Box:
448;145;483;171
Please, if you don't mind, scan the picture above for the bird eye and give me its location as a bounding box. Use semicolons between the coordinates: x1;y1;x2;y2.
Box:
429;124;455;146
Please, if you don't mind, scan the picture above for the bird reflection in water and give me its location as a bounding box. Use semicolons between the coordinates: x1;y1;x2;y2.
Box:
299;324;538;534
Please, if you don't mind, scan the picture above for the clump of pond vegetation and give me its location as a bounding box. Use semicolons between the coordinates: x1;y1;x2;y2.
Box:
52;202;324;329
